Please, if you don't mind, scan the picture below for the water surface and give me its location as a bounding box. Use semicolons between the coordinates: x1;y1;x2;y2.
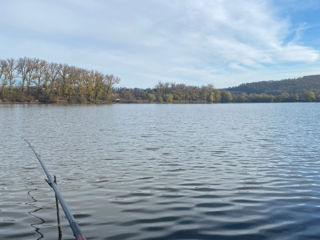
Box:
1;103;320;240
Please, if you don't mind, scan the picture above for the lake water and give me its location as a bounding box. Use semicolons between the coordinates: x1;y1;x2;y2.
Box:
1;103;320;240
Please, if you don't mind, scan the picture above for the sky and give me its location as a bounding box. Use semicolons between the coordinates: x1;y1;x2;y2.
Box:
1;0;320;88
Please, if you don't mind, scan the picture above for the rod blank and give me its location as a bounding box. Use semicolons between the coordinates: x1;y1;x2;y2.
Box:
25;139;86;240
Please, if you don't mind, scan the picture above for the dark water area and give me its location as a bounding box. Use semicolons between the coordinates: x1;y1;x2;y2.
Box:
1;103;320;240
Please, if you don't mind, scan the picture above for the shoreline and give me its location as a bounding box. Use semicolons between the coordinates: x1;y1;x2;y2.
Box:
0;101;319;105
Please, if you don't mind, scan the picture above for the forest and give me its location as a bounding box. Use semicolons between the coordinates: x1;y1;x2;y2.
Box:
1;57;320;104
228;75;320;95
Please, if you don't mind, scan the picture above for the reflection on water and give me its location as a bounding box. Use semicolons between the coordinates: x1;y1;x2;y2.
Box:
27;189;44;240
1;103;320;240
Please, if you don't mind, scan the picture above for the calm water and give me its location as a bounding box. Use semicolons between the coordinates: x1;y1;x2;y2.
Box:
1;103;320;240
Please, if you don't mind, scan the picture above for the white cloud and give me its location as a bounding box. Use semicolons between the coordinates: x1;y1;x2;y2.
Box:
277;44;319;62
0;0;319;88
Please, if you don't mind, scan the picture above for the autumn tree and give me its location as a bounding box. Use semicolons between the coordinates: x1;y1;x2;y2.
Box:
0;60;7;98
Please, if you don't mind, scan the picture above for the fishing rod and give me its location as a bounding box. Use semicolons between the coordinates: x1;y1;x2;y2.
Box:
25;139;86;240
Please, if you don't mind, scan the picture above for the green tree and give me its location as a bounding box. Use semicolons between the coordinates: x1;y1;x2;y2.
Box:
239;93;248;102
157;95;163;103
148;93;156;102
221;91;233;103
214;90;221;103
164;93;173;103
302;90;316;101
279;92;290;102
208;92;215;103
289;93;299;102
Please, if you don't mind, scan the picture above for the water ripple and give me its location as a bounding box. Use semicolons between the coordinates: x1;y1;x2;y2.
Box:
1;104;320;240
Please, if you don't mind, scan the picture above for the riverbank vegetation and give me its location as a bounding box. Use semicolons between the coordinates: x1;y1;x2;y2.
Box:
0;57;120;103
114;84;232;103
114;76;320;103
113;83;320;103
1;58;320;104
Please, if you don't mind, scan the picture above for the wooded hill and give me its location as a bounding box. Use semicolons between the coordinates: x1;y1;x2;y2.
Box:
228;75;320;95
226;75;320;102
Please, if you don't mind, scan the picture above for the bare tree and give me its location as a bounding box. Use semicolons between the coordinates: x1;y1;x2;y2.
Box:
25;58;36;95
5;59;16;92
0;60;8;97
34;59;47;94
104;74;120;100
17;57;29;92
46;63;61;94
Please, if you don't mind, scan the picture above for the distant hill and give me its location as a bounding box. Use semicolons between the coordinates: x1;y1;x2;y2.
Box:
227;75;320;95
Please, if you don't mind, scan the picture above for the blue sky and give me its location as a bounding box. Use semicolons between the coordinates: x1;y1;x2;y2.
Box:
1;0;320;88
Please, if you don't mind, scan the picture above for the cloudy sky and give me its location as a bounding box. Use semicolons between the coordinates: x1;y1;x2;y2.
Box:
1;0;320;88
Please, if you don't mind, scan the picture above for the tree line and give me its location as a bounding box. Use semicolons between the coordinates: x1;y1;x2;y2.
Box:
1;58;320;104
0;57;120;103
231;91;319;102
114;83;233;103
114;83;320;103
